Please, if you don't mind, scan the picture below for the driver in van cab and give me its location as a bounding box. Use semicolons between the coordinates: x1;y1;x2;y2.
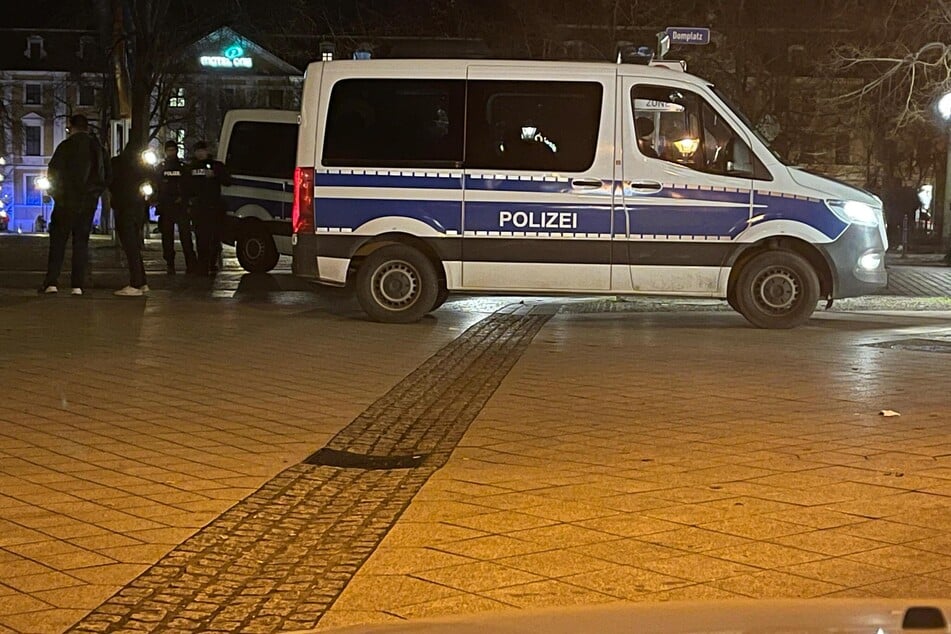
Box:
634;117;659;158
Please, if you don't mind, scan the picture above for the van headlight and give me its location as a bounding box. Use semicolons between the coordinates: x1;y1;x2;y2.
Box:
826;199;882;227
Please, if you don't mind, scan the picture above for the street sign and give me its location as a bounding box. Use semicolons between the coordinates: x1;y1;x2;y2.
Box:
665;27;711;46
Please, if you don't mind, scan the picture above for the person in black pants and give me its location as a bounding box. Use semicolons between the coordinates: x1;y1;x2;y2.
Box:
185;141;230;276
41;114;106;295
156;140;197;274
110;143;150;296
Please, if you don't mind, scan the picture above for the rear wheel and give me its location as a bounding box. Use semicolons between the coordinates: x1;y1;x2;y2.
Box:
733;250;820;329
236;223;279;273
355;245;440;323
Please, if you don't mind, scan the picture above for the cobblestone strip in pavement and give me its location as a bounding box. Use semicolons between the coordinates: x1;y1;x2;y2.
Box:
68;310;552;634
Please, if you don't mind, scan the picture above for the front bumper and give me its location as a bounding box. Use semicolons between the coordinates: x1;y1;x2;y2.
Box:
822;224;888;298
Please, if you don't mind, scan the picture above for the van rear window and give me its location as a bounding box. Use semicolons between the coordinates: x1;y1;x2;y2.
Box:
323;79;465;168
227;121;298;180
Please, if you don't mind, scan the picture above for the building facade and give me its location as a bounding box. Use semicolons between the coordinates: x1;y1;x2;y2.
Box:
0;27;301;233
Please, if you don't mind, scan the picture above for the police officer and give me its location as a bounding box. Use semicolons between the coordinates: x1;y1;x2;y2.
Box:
185;141;230;276
156;140;197;274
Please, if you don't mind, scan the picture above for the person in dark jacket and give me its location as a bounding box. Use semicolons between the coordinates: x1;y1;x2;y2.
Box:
185;141;231;276
110;143;150;296
156;140;197;274
41;114;105;295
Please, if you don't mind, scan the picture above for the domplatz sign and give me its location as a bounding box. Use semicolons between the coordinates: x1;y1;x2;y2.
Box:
200;44;253;69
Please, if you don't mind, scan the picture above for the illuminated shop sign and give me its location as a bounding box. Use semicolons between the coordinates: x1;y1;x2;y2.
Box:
200;44;252;69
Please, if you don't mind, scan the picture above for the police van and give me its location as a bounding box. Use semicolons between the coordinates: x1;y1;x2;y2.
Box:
291;58;888;328
218;109;298;272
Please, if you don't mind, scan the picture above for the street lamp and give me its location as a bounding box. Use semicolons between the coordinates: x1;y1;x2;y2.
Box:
35;175;51;232
936;90;951;252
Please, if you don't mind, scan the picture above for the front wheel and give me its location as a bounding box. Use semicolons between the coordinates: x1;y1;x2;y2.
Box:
355;245;440;323
733;250;820;329
236;223;279;273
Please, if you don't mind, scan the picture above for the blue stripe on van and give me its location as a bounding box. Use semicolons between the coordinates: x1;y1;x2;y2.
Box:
754;193;847;239
464;201;613;234
229;177;287;192
316;198;462;233
628;206;751;237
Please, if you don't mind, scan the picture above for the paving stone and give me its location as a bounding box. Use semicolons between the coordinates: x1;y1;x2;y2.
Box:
69;312;550;632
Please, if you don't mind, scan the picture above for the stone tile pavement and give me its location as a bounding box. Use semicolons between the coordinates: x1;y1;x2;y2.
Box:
0;291;484;633
318;309;951;629
2;288;951;633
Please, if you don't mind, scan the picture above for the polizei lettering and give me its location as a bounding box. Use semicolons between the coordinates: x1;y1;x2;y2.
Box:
498;210;578;230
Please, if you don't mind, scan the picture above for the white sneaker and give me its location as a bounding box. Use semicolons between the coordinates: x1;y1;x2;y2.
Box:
42;285;58;294
71;288;83;296
114;286;144;297
139;285;150;293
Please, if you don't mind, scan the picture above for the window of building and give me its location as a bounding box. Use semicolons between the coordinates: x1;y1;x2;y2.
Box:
169;128;186;159
323;79;465;168
24;125;42;156
835;132;851;164
631;84;770;180
78;36;95;60
169;87;186;108
268;89;284;109
466;80;602;172
25;35;46;60
24;84;42;106
78;85;96;107
227;121;298;179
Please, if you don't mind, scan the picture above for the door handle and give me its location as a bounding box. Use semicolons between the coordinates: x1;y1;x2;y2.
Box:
570;178;604;190
627;180;663;194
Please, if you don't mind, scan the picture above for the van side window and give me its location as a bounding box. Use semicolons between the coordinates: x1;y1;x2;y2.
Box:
631;85;770;180
227;121;298;179
466;80;602;172
323;79;465;168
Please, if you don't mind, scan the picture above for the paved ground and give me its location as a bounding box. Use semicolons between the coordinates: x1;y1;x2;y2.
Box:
1;239;951;633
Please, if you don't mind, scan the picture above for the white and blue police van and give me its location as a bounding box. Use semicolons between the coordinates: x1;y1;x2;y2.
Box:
218;109;298;273
291;58;888;328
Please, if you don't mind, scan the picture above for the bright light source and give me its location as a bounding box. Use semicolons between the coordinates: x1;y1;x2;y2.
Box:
35;176;51;191
0;173;4;182
938;92;951;121
673;136;700;156
0;156;6;166
139;182;154;198
858;253;882;271
141;149;159;166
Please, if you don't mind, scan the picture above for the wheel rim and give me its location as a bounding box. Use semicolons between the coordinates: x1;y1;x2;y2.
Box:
752;266;801;313
370;260;420;311
244;238;264;261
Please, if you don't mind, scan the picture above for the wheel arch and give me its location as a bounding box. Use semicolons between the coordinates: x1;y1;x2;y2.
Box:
728;236;834;300
347;233;447;287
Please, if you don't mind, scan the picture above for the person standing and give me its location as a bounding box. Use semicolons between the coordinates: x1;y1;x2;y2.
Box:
185;141;230;276
41;114;105;295
156;140;196;274
109;143;150;296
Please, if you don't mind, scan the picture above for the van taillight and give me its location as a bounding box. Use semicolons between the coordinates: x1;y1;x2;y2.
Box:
292;167;315;234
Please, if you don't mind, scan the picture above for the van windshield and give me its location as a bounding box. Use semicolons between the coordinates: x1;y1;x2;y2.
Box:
711;86;787;165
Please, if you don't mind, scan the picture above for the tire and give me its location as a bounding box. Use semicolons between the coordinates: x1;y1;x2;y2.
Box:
355;244;440;323
733;250;820;329
432;285;450;311
236;223;279;273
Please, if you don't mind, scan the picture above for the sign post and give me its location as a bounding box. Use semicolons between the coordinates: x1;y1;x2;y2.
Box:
664;27;712;46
